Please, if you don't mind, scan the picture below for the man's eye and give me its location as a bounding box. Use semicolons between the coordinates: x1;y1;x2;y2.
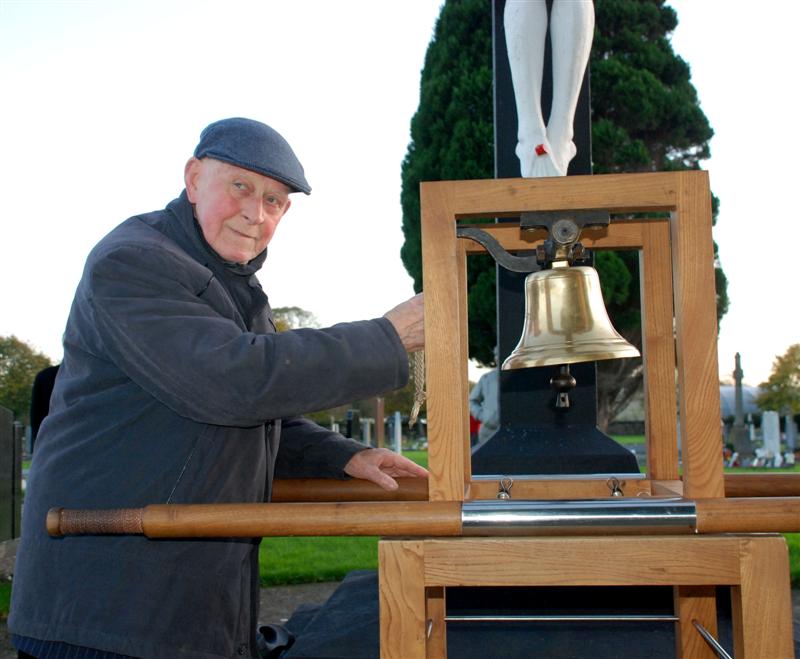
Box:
265;195;284;209
233;182;247;191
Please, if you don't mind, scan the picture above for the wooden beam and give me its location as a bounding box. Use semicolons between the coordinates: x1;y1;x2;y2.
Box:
421;537;742;587
379;540;427;659
421;182;468;501
671;172;724;498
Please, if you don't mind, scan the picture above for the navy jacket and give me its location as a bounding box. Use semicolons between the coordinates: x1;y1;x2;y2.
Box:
9;192;408;658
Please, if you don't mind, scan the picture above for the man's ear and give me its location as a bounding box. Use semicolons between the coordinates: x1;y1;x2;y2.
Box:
184;157;202;202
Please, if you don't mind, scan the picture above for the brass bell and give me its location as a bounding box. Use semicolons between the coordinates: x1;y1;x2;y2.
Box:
502;264;640;370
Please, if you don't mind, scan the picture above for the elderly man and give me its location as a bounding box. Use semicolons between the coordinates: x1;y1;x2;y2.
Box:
9;117;427;658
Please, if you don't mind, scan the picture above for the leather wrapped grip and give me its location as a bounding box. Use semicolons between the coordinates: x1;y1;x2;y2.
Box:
47;507;144;537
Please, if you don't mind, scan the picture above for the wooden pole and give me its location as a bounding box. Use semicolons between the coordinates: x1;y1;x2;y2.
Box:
271;477;428;502
270;473;800;502
694;497;800;534
48;501;462;538
48;496;800;538
723;472;800;497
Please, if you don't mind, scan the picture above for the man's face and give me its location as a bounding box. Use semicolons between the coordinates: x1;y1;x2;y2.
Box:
184;157;292;263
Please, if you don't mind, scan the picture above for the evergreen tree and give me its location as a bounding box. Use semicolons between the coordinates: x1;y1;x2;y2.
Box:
400;0;729;426
400;0;496;365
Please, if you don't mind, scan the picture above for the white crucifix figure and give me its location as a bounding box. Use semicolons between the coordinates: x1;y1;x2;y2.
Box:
505;0;594;177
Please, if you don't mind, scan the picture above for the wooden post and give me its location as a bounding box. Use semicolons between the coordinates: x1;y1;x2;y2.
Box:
379;540;427;659
640;220;679;480
671;171;724;499
375;397;385;448
674;586;717;658
731;536;794;657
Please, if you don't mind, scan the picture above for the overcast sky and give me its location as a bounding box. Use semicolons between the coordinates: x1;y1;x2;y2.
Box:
0;0;796;386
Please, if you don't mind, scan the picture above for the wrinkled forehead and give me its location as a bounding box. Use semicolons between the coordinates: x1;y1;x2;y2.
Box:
201;158;293;195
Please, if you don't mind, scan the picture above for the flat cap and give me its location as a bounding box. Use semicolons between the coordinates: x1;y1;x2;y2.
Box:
194;117;311;194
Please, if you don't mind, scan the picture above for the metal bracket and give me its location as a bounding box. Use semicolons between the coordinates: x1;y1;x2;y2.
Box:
456;210;610;272
519;209;610;233
456;227;539;273
521;209;610;267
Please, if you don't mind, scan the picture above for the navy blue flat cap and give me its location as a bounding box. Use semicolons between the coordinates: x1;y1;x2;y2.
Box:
194;117;311;194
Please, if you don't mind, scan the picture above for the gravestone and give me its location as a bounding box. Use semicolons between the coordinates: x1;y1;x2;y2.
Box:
0;406;23;540
785;415;797;452
730;353;754;456
762;410;781;461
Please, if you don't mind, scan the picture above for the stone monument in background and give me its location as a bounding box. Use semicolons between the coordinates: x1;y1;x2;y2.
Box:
730;352;754;457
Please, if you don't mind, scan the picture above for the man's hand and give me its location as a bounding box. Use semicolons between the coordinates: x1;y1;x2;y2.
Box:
383;293;424;352
343;448;428;491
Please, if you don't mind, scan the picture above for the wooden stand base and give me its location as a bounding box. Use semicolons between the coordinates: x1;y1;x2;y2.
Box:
378;535;794;658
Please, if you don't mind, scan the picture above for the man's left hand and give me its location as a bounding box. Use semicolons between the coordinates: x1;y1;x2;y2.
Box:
343;448;428;491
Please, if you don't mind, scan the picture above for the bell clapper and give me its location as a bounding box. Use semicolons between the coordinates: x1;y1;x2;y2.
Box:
550;364;576;408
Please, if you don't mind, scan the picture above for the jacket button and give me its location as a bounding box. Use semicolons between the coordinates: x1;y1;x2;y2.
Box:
237;643;248;655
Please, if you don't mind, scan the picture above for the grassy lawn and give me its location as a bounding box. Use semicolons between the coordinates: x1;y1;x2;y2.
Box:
259;536;379;586
613;434;645;445
0;580;10;621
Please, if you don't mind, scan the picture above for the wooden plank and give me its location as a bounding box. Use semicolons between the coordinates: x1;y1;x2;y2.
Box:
379;540;427;659
674;586;717;659
640;219;679;480
731;536;794;657
421;537;742;587
651;480;683;497
421;182;467;502
457;242;472;491
671;171;724;498
468;477;651;500
428;172;681;218
425;587;447;659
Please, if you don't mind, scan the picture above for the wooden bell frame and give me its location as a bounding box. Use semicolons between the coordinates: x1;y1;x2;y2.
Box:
377;171;796;658
420;170;720;501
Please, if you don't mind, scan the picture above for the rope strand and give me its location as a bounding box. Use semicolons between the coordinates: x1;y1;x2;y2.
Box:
408;350;426;427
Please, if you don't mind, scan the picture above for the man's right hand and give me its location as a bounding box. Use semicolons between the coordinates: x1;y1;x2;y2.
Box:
383;293;424;352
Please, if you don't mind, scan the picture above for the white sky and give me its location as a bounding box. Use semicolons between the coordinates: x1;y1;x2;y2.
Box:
0;0;796;386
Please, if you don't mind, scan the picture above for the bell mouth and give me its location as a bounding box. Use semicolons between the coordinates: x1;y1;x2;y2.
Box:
501;265;641;371
502;337;640;369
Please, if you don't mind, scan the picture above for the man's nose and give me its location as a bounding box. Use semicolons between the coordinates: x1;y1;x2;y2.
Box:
242;198;266;225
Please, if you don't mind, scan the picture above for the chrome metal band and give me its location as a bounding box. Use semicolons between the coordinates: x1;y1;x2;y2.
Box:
461;498;697;535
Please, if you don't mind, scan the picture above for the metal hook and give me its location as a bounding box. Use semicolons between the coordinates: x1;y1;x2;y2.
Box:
607;477;625;497
497;477;514;500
